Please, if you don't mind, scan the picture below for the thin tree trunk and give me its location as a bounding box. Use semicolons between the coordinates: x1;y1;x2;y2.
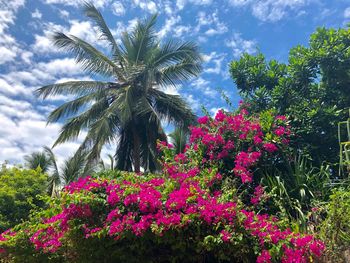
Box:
132;128;141;173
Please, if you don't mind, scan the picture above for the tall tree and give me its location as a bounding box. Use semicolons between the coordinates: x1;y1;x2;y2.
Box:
36;3;201;173
230;26;350;166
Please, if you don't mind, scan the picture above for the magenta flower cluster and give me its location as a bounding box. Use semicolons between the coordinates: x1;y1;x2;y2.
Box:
0;109;324;262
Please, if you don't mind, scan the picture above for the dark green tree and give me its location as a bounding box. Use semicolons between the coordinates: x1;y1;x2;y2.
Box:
230;26;350;166
36;4;201;173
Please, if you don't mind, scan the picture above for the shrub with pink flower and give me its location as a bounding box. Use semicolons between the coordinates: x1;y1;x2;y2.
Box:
0;108;324;262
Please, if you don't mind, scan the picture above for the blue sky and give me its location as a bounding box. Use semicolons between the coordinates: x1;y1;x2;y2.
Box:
0;0;349;165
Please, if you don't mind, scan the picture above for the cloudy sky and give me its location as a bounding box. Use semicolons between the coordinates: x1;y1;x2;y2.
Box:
0;0;349;166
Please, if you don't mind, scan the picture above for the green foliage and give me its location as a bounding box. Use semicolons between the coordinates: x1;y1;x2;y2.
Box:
318;187;350;261
24;152;52;173
339;110;350;177
0;167;47;231
230;26;350;166
36;3;201;173
169;127;189;154
262;154;331;230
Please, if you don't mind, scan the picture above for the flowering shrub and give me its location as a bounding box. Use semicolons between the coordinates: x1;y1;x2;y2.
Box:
0;109;324;262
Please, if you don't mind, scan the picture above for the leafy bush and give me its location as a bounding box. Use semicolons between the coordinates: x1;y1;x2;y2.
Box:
0;166;48;231
317;187;350;262
0;109;325;262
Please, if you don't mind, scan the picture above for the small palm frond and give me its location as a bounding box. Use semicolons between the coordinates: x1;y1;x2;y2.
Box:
36;81;114;99
47;92;100;123
158;59;202;86
43;147;61;195
61;150;88;185
152;40;202;69
83;2;117;50
149;88;196;127
52;32;117;77
169;127;189;154
82;2;126;73
24;152;52;173
122;14;158;64
53;96;110;146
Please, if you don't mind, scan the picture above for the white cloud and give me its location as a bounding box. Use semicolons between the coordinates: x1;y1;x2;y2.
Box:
32;19;101;54
31;8;42;19
184;94;201;111
158;15;181;38
191;77;217;98
195;11;228;36
0;0;30;65
0;46;16;64
229;0;252;6
0;77;32;97
176;0;212;10
229;0;310;22
344;7;350;19
225;33;257;58
38;58;82;76
202;52;227;76
44;0;111;8
173;25;192;38
112;1;125;16
59;9;69;18
132;0;158;13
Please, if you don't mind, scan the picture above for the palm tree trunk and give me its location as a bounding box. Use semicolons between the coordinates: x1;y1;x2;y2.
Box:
132;128;141;173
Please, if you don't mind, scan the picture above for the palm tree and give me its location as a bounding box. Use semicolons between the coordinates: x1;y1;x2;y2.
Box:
169;127;189;154
36;3;201;173
25;151;52;173
25;147;92;196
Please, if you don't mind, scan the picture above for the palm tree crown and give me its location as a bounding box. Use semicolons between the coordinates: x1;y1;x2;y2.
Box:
36;3;202;172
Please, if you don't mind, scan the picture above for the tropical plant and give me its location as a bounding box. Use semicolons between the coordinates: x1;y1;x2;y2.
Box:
0;109;325;262
262;154;331;230
339;109;350;177
168;127;189;154
318;187;350;262
36;3;201;173
0;166;47;231
230;26;350;166
24;152;52;173
44;147;92;196
26;147;92;196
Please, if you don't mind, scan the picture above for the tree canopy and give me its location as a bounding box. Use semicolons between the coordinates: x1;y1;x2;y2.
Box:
37;3;202;173
230;26;350;166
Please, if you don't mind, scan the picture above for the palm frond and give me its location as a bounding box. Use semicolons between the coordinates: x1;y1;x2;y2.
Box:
122;14;158;64
61;150;88;185
47;92;99;123
52;32;117;77
82;2;126;72
149;89;196;127
152;40;202;68
43;147;61;196
83;2;117;50
53;96;110;146
36;81;115;99
158;59;202;86
24;152;52;173
169;127;189;154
